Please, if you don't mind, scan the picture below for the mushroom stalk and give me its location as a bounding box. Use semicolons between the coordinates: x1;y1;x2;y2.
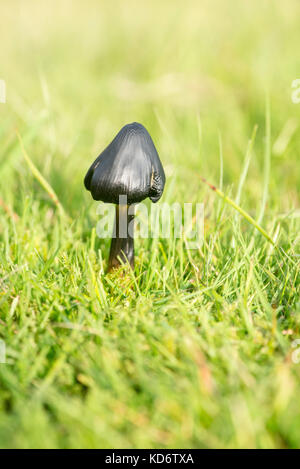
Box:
84;122;165;271
108;204;135;271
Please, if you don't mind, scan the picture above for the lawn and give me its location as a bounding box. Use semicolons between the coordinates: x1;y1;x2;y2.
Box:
0;0;299;449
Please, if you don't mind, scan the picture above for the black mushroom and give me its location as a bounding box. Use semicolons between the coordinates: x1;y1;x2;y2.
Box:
84;122;166;271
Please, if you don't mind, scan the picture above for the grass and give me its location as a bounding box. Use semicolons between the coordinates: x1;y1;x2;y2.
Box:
0;0;300;449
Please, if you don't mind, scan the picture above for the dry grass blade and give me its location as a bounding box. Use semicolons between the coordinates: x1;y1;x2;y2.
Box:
201;177;275;246
16;130;66;217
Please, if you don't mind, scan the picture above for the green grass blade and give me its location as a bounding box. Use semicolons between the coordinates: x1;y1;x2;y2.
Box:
16;130;66;217
257;94;271;224
201;177;275;245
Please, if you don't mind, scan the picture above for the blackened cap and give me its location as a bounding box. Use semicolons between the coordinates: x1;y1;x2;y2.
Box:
84;122;165;204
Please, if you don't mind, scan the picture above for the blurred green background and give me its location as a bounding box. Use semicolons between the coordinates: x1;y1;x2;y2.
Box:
1;0;299;211
0;0;299;449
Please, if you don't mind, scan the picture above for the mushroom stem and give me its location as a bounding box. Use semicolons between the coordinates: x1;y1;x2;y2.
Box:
108;204;135;271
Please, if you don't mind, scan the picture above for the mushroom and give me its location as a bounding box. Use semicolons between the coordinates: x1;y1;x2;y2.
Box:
84;122;166;271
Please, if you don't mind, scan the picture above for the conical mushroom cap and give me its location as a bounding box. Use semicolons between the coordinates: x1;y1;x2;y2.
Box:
84;122;165;204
